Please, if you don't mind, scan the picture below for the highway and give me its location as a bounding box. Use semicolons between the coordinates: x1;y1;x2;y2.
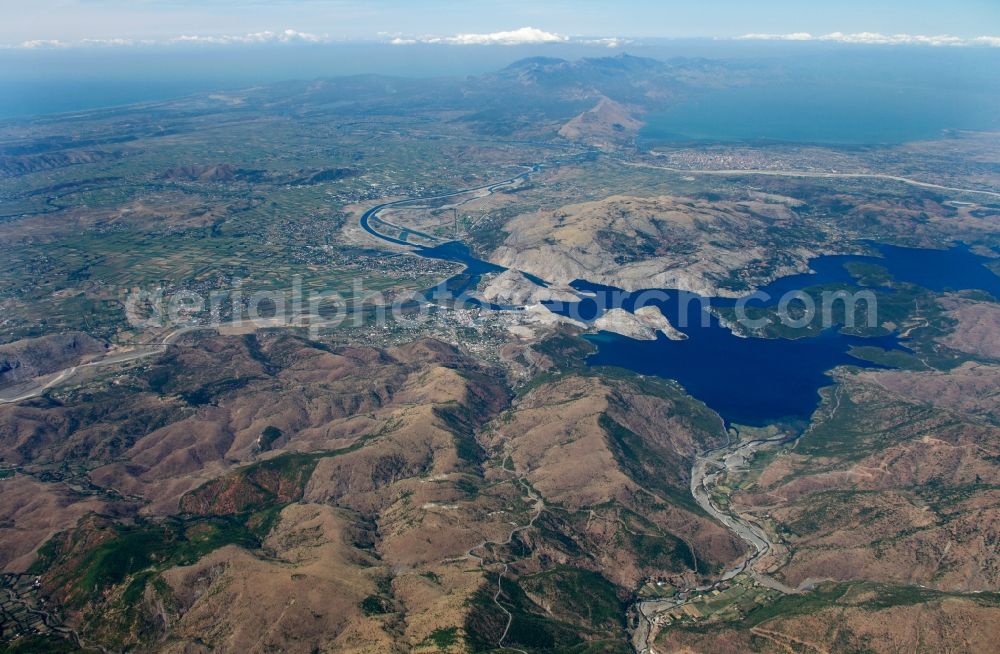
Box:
359;165;539;247
620;159;1000;200
0;325;211;405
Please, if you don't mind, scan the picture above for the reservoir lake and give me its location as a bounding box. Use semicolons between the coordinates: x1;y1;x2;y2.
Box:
566;243;998;426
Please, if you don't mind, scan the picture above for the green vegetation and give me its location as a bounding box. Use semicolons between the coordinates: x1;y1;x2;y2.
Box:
844;261;893;286
29;514;269;606
465;578;580;652
6;56;1000;654
740;581;1000;627
179;451;319;514
794;388;931;461
426;626;459;648
593;365;723;438
360;595;394;616
519;567;624;632
529;511;585;557
25;439;351;649
258;425;284;451
660;579;1000;649
23;509;282;650
599;414;705;518
427;368;506;468
781;489;881;537
0;91;539;347
714;278;971;370
530;332;597;374
917;481;1000;514
464;571;626;653
846;344;927;370
181;448;360;516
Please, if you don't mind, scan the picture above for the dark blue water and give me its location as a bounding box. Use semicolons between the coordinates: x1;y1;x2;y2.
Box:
376;233;998;425
588;328;898;427
361;167;1000;426
561;242;999;426
415;241;510;307
715;242;1000;307
859;243;1000;298
542;280;904;426
359;166;542;309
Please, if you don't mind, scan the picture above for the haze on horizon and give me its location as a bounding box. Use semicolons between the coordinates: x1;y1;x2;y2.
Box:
3;0;999;47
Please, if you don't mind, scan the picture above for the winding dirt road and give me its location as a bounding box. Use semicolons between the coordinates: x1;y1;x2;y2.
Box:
465;457;546;654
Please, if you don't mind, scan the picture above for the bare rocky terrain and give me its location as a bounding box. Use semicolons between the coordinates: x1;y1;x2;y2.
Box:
490;193;819;296
938;297;1000;361
732;366;1000;593
0;332;105;388
1;51;998;654
0;332;750;652
558;97;643;151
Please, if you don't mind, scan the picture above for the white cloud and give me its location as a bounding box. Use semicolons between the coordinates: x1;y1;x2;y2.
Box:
393;27;567;46
11;26;569;49
821;32;966;46
20;27;994;51
737;32;1000;47
170;29;326;45
441;27;567;45
738;32;813;42
80;38;143;47
7;29;326;49
579;37;632;48
18;39;70;48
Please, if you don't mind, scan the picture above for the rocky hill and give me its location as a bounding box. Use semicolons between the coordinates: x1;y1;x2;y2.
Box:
1;332;745;652
0;331;105;388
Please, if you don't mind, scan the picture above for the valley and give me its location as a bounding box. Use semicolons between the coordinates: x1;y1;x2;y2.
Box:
0;51;998;654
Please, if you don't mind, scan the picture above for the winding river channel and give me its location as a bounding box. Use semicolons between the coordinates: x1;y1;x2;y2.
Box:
5;158;995;652
356;164;859;651
357;161;1000;652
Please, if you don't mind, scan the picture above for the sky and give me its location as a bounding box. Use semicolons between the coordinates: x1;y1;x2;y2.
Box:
2;0;999;47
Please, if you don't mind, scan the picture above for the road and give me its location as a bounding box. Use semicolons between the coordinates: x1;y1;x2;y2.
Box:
628;393;855;654
359;165;539;247
465;456;545;654
631;428;804;653
362;153;996;652
3;583;112;654
5;152;992;651
620;160;1000;200
0;325;211;405
0;164;547;407
9;151;986;408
